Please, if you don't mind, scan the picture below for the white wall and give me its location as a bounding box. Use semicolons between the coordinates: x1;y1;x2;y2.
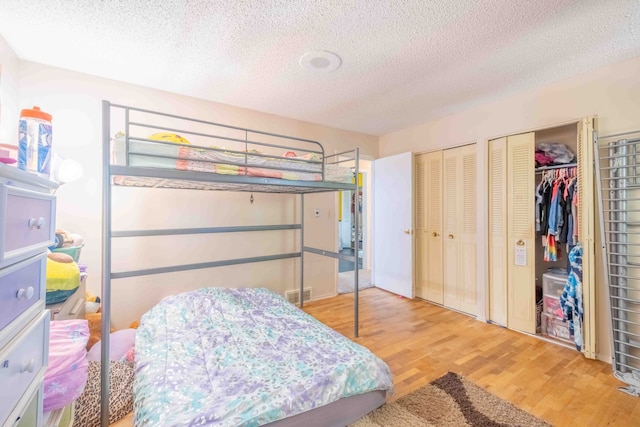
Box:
380;55;640;363
14;59;378;329
0;35;19;148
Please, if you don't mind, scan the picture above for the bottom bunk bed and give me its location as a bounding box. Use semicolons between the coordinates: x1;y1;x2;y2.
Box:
133;287;393;426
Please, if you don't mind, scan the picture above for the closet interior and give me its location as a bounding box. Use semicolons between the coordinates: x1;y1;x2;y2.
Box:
534;124;579;346
489;118;596;358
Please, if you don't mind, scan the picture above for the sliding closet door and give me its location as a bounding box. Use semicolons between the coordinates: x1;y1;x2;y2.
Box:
507;132;536;334
578;117;597;358
489;137;508;326
415;151;444;303
443;145;477;315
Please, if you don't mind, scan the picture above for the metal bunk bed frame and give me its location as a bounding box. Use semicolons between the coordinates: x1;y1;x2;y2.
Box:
595;128;640;395
100;100;362;426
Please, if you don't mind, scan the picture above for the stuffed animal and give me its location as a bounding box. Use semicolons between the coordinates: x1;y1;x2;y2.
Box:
85;292;101;314
84;292;115;350
46;252;80;304
86;312;114;351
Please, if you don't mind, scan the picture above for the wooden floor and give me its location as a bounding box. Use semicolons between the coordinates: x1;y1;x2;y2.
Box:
304;288;640;427
113;287;640;426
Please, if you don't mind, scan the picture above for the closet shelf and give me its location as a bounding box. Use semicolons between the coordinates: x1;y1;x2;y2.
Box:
535;162;577;172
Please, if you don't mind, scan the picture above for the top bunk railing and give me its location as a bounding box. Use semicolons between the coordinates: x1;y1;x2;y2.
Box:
104;101;359;193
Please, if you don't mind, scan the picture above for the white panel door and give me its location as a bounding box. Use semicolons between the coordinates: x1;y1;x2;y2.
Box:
373;152;414;298
507;132;536;334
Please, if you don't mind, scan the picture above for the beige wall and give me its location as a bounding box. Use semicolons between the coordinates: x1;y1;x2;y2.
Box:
14;59;378;329
380;55;640;363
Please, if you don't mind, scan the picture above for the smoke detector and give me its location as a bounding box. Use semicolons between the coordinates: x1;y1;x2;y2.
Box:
299;50;342;72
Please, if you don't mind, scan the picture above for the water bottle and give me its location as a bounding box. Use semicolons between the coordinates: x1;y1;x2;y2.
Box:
18;106;53;178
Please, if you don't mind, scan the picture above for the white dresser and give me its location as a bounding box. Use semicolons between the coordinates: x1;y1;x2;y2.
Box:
0;164;57;427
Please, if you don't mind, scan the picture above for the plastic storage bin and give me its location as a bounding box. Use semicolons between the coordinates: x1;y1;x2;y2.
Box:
542;270;568;298
541;313;572;343
543;295;564;318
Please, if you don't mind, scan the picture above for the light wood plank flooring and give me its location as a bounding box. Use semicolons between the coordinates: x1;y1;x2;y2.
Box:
304;288;640;427
112;287;640;426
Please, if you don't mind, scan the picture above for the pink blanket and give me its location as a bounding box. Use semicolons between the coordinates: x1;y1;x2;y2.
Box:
44;319;90;412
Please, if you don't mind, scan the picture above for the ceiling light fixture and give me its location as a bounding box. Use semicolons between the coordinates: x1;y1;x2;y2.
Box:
299;50;342;72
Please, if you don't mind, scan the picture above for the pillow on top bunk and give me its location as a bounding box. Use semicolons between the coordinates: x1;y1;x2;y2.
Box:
148;132;191;145
302;152;322;162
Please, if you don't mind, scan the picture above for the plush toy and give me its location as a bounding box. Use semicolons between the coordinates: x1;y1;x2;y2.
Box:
46;252;80;304
84;292;115;350
86;312;114;351
85;292;101;314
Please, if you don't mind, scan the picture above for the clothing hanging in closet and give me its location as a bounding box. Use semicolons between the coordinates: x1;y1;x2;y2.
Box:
560;243;584;351
535;167;578;262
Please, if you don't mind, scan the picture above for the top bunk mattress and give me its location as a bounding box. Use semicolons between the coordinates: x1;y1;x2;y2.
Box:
111;135;355;189
134;287;393;426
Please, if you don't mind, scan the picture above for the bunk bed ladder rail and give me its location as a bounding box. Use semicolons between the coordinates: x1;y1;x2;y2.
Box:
595;129;640;396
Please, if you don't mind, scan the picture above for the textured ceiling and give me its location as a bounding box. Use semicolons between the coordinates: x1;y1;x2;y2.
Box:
1;0;639;136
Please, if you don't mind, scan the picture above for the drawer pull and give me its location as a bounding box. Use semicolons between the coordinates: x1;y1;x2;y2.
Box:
16;286;35;300
28;217;46;230
20;359;36;373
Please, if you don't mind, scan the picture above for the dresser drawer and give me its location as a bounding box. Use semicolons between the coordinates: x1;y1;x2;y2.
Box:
0;311;49;424
0;184;56;268
0;253;46;332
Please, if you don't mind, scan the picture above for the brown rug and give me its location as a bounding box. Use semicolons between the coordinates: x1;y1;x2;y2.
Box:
351;372;551;427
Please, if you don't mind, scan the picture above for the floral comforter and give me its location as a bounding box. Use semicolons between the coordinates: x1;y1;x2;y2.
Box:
134;287;393;426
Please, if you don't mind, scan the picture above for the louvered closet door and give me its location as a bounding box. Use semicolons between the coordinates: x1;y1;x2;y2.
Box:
416;152;443;302
418;151;444;304
443;149;460;310
458;145;477;315
443;145;477;314
578;117;597;359
507;132;536;334
415;153;428;300
489;137;508;326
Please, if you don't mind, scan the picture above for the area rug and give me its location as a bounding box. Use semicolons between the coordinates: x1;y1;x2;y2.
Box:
350;372;551;427
338;269;374;294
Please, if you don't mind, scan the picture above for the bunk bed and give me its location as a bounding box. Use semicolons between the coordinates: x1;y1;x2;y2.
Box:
100;101;391;426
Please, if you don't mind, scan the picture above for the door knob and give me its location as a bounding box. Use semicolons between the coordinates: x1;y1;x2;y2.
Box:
432;232;439;237
448;234;454;239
